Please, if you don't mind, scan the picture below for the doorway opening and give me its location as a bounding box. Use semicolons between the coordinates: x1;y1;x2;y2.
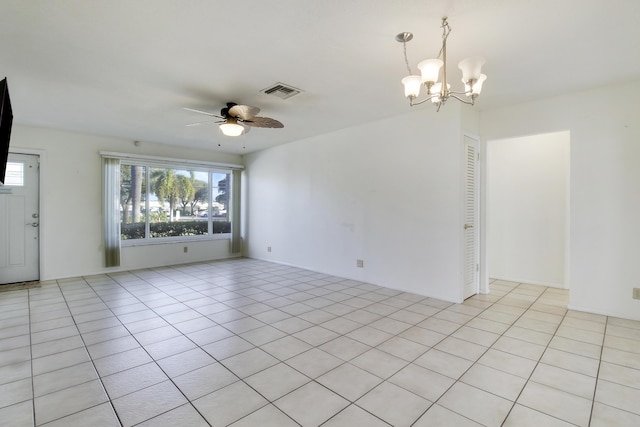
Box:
484;131;570;291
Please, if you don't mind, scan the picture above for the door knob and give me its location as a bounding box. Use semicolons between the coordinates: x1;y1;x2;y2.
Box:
464;224;473;229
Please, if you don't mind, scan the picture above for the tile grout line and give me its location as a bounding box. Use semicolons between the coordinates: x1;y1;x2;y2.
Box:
406;281;539;426
55;278;125;427
101;266;301;417
105;266;447;426
310;295;454;427
197;272;412;425
344;280;520;425
587;315;609;426
28;287;35;427
90;272;216;427
497;286;572;427
268;282;455;426
59;275;207;425
8;271;464;426
117;264;360;426
159;263;350;426
109;273;555;426
10;262;637;426
10;270;536;426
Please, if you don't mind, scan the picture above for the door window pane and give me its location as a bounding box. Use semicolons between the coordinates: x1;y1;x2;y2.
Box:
4;162;24;186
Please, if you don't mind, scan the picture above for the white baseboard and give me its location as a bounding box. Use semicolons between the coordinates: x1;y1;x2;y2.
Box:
489;275;566;289
567;304;640;322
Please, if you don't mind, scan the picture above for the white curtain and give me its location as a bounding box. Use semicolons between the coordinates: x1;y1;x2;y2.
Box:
103;157;121;267
230;169;242;254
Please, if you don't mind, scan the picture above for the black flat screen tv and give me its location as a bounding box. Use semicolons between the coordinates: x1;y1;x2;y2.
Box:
0;77;14;185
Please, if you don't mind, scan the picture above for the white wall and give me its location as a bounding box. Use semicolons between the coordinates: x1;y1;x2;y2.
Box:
9;125;243;280
244;105;473;303
487;132;569;287
481;79;640;320
11;80;640;321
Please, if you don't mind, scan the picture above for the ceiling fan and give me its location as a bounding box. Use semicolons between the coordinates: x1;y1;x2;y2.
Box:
185;103;284;136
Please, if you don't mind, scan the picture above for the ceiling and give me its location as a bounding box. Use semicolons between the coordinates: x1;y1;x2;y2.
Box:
2;0;640;155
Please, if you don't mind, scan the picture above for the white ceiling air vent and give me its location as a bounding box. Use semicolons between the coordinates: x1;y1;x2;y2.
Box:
260;83;303;100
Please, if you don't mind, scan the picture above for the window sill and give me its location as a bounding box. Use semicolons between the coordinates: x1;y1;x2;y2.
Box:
121;234;231;247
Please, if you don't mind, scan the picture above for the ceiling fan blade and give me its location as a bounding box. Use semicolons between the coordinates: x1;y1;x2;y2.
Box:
242;116;284;128
186;120;224;127
228;104;260;120
184;107;224;119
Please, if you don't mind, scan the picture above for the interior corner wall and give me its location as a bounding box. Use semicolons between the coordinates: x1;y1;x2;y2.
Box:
244;106;466;303
487;132;569;287
480;79;640;321
9;125;243;280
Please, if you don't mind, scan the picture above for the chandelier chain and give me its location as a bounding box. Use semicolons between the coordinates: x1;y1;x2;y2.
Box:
402;40;413;75
437;19;451;60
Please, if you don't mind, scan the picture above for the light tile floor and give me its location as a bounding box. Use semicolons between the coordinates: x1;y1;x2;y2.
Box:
1;258;639;426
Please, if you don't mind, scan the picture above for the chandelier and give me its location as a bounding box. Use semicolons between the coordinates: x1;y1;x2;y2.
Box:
396;17;486;111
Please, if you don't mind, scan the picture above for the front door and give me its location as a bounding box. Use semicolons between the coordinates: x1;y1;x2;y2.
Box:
0;153;40;284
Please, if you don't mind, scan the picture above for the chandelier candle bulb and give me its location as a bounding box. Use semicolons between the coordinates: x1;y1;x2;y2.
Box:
467;74;487;96
430;83;450;104
417;59;443;84
401;75;422;98
458;57;486;82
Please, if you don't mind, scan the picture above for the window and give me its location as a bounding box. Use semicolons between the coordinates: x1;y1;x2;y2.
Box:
103;152;242;267
118;162;233;243
4;162;24;186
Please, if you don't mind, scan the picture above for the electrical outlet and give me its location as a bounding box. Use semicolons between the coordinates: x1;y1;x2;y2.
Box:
267;246;272;253
633;288;640;300
356;259;364;268
183;246;188;253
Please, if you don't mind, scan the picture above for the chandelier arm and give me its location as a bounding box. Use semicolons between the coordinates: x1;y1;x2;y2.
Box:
408;94;440;106
448;93;475;105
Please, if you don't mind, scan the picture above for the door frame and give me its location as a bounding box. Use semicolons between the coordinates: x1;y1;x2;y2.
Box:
461;133;481;299
479;132;571;293
8;147;45;280
478;137;489;295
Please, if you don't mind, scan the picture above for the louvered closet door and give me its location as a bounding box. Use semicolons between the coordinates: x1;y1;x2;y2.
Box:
463;136;479;299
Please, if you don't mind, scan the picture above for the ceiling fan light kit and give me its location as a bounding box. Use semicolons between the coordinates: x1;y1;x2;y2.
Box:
219;122;245;137
396;17;486;111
